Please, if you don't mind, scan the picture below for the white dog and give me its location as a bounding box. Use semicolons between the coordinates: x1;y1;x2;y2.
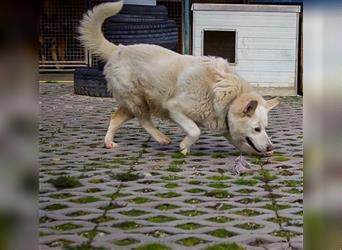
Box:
79;1;279;156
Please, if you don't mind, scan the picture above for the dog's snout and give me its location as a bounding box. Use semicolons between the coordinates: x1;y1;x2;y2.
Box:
266;144;274;152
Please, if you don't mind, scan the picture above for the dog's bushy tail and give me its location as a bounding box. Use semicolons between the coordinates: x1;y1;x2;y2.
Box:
78;1;123;61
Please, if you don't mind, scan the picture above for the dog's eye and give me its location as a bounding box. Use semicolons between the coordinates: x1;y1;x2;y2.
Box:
254;127;261;132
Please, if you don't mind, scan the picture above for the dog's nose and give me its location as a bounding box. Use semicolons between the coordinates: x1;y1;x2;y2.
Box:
266;144;274;152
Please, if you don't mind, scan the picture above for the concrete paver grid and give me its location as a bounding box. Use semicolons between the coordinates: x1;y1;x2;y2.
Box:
39;83;303;250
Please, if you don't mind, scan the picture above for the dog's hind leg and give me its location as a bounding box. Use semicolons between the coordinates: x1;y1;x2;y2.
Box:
104;107;133;149
140;117;171;145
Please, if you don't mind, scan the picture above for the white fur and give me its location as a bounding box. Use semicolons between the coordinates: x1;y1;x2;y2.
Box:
78;1;279;155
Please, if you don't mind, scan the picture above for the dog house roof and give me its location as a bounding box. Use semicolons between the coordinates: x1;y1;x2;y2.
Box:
192;4;301;13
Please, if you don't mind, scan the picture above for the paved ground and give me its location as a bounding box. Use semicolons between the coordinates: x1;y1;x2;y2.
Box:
39;83;303;250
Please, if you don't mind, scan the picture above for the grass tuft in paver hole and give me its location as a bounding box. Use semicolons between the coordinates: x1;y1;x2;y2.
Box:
272;230;298;238
100;202;126;210
207;203;234;211
185;188;206;193
206;190;232;199
112;221;141;230
206;216;232;223
47;239;72;248
164;183;178;189
79;230;103;239
263;203;291;211
177;237;207;247
64;244;106;250
211;152;226;158
207;175;231;181
236;188;257;194
176;222;203;230
208;182;229;189
235;222;263;230
113;238;140;246
256;170;278;182
203;242;246;250
155;192;181;198
171;152;186;159
286;188;302;194
66;211;90;217
184;198;203;204
45;204;68;211
233;178;258;186
148;230;173;238
53;223;82;231
120;209;149;217
129;197;152;204
146;215;177;223
39;216;55;223
89;178;104;184
135;243;171;250
178;210;206;217
188;179;201;185
112;172;141;182
234;209;262;217
49;193;74;199
267;216;291;224
207;228;236;238
155;203;179;210
160;175;184;181
48;175;81;189
91;215;115;223
86;188;101;193
71;196;100;204
237;197;263;204
274;154;290;162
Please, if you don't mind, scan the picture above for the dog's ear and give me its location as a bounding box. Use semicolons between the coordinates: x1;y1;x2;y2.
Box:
243;100;258;117
266;97;280;110
213;79;240;115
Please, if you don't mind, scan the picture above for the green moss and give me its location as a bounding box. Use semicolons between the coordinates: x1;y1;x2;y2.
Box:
105;192;131;200
70;196;100;204
148;230;173;238
112;221;141;230
263;203;291;211
167;159;186;172
233;178;258;186
206;216;232;223
129;197;152;204
45;204;68;210
280;170;294;176
155;192;181;198
207;229;236;238
135;243;171;250
48;175;81;189
286;188;302;194
184;198;203;204
89;178;104;184
211;152;226;158
206;190;232;199
79;230;101;239
160;175;184;181
234;209;262;217
171;152;186;159
112;172;141;182
267;217;291;224
113;238;139;246
99;202;125;210
272;230;298;238
239;198;262;204
185;188;206;193
155;203;179;211
192;151;207;156
207;203;234;211
86;188;101;193
257;170;278;182
282;180;302;187
236;188;257;194
208;182;229;189
203;243;245;250
39;216;55;223
49;193;74;199
176;222;203;230
164;183;178;189
53;223;82;231
188;179;201;185
120;209;148;217
178;210;206;217
274;155;290;162
146;215;177;223
91;215;115;223
235;222;263;230
66;211;90;217
207;175;231;181
177;237;206;246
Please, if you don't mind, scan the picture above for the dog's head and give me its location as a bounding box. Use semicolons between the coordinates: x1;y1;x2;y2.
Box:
226;93;279;156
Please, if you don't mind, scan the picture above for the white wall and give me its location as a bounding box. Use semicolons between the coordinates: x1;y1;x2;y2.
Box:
193;10;299;88
124;0;156;5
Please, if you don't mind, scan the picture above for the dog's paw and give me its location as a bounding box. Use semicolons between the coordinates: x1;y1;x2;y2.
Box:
104;141;119;149
180;142;190;155
158;136;171;145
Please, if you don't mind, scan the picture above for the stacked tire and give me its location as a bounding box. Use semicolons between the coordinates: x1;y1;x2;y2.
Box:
74;4;178;97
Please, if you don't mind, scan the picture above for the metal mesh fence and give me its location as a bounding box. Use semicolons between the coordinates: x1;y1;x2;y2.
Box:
39;0;88;71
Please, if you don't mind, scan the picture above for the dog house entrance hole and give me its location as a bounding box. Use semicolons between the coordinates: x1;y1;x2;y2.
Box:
203;30;236;63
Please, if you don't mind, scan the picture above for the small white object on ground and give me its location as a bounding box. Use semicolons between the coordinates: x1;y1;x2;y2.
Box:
231;155;260;176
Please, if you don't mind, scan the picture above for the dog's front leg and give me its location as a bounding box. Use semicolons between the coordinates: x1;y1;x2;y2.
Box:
169;111;200;155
